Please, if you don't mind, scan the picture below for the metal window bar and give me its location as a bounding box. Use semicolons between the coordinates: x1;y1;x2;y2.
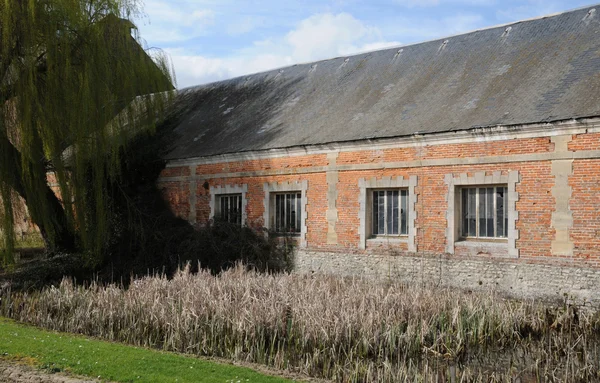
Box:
274;193;301;233
220;196;226;221
289;194;292;231
276;194;283;232
478;187;495;237
372;190;408;236
487;188;494;236
296;193;301;232
400;189;408;235
217;194;242;225
495;186;508;238
478;188;487;237
503;187;506;237
462;186;508;238
468;188;477;237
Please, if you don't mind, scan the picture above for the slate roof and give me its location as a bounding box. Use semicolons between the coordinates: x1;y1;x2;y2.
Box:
163;5;600;160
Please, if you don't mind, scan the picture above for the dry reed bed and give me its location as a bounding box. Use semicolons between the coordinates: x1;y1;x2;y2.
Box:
1;266;599;382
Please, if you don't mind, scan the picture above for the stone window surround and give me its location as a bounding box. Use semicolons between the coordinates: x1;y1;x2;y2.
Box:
445;171;519;258
359;176;418;251
209;184;248;225
263;180;308;247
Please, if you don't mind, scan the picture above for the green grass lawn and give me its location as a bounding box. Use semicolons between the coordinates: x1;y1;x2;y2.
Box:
0;318;295;383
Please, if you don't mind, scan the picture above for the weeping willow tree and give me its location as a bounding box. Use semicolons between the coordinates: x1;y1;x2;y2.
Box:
0;0;175;264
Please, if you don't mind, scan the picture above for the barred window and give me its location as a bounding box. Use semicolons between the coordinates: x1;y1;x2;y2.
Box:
461;186;508;239
372;190;408;236
273;192;302;233
216;194;242;225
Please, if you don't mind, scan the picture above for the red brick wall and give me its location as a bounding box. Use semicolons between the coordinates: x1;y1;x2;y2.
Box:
336;137;553;165
194;155;328;176
516;162;554;258
338;148;416;164
158;132;600;268
336;171;364;249
570;160;600;266
160;166;190;177
569;133;600;151
420;137;553;159
157;180;190;220
305;173;329;247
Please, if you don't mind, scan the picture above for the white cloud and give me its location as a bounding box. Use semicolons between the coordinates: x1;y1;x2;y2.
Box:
137;0;215;42
143;0;214;26
344;41;403;54
285;13;378;62
169;12;400;88
167;49;293;89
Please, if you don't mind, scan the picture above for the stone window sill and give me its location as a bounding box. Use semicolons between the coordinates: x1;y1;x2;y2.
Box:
271;233;301;237
454;240;516;258
457;238;508;244
367;236;408;245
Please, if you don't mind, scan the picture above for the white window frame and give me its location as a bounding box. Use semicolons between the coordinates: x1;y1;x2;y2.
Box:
445;171;519;258
359;176;417;251
263;181;308;247
209;184;248;226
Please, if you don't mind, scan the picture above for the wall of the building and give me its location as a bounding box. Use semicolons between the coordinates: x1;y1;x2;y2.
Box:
157;121;600;306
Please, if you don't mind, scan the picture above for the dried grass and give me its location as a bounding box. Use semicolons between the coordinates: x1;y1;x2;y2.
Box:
1;265;599;382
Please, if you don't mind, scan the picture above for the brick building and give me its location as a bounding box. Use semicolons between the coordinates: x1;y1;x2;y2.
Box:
158;6;600;306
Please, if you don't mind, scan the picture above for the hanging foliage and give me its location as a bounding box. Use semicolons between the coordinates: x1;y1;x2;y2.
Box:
0;0;175;264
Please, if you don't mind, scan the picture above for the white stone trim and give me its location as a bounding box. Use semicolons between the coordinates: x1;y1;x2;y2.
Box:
358;176;418;251
326;152;339;244
444;171;520;257
209;184;248;225
263;180;308;247
550;135;574;256
188;165;197;224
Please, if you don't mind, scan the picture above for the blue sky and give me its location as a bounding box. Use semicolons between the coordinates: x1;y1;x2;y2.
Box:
133;1;598;88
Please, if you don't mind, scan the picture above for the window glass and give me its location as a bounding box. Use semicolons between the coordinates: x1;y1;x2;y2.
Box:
273;192;301;233
400;189;408;235
496;186;508;237
462;189;469;236
478;188;487;237
296;194;301;232
462;186;508;239
468;188;477;237
216;194;242;225
371;189;408;236
486;187;494;236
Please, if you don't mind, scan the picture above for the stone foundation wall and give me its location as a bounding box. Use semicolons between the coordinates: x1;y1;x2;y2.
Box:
295;250;600;308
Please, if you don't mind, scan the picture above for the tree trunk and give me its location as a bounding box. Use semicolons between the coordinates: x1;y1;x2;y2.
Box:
0;134;76;253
